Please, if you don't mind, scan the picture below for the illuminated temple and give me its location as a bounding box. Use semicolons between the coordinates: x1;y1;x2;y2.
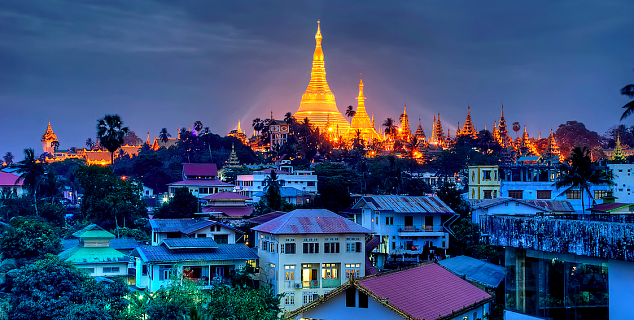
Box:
346;77;381;143
295;21;350;133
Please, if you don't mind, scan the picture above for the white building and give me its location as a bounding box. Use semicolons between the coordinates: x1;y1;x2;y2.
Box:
470;198;574;225
149;218;244;246
351;195;457;269
252;209;372;312
234;168;317;202
167;163;234;199
289;262;493;320
608;163;634;203
0;172;24;196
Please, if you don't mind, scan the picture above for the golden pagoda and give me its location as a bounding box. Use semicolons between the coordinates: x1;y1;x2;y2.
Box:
414;118;426;143
398;105;412;142
496;105;512;148
295;21;350;132
346;76;381;143
459;106;477;138
225;144;241;167
612;134;625;161
543;129;560;160
42;121;59;155
428;113;445;147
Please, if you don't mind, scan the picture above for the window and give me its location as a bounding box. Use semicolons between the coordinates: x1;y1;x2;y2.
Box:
283;243;296;254
159;265;172;280
196;233;206;238
359;291;368;308
322;263;338;280
324;238;340;253
345;264;360;279
566;190;581;199
270;263;276;280
214;234;228;244
508;190;523;199
142;265;148;276
303;291;318;305
537;190;551;199
307;181;316;186
303;238;319;253
261;240;268;251
79;267;95;274
346;288;356;307
385;216;393;225
594;190;608;200
103;267;120;273
166;232;180;239
482;170;491;180
346;237;362;253
285;265;295;281
285;292;295;305
483;190;492;199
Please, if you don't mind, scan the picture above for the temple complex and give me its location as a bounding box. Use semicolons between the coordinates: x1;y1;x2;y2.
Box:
428;113;445;147
458;106;477;138
414;118;426;143
294;21;350;133
611;134;625;161
398;105;412;142
228;120;248;145
346;77;381;143
542;129;560;160
496;105;513;148
42;121;59;155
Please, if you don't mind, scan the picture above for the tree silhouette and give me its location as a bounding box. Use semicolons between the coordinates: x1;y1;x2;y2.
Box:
96;114;130;165
193;121;203;134
345;105;356;120
383;118;396;140
3;152;14;166
159;128;171;143
15;149;46;216
619;80;634;120
85;138;95;151
512;122;521;138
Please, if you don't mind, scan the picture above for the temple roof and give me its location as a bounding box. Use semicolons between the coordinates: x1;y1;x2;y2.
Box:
41;121;58;142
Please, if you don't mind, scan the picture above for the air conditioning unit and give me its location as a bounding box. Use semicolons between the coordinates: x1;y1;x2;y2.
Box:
294;283;302;289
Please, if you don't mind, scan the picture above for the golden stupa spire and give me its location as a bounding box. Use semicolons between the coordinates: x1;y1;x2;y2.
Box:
237;120;242;133
295;21;350;132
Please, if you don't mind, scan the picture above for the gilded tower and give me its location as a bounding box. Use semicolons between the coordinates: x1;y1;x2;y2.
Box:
295;21;350;132
41;121;59;155
460;106;476;138
543;129;560;160
612;134;625;161
414;118;426;143
398;105;411;142
347;76;380;143
496;105;512;148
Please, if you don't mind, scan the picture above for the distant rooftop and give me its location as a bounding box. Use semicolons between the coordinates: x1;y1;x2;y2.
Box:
183;163;218;177
354;195;455;214
253;209;371;235
438;255;506;289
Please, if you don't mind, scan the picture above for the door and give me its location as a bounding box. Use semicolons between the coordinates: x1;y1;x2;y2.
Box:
214;266;226;280
425;216;434;232
404;216;414;231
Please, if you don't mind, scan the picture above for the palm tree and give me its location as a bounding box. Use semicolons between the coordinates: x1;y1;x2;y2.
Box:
51;141;60;152
345;105;356;120
15;148;46;216
383;118;396;140
193;121;203;134
620;82;634;120
85;138;95;151
159;128;171;143
96;114;130;165
263;170;283;211
554;146;614;213
3;152;14;166
512;122;521;138
252;118;262;136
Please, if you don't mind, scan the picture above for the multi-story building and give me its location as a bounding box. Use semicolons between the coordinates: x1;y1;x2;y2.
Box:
252;209;372;312
351;195;457;269
167;163;234;199
234;167;317;202
269;119;290;148
608;163;634;203
468;165;501;200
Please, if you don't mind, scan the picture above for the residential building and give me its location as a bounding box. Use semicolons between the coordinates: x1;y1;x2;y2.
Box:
167;163;234;199
59;225;130;279
131;238;258;292
234;167;317;202
0;172;24;196
255;186;312;205
289;263;493;320
351;195;457;270
438;255;506;293
252;209;372;312
269;119;290;148
481;210;634;319
201;191;253;219
589;202;634;214
470;198;574;224
608;163;634;203
149;218;244;246
468;165;501;200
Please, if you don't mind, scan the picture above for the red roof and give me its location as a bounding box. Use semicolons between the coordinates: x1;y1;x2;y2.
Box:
183;163;218;177
252;209;372;235
202;206;253;218
0;172;22;186
590;202;634;213
202;191;251;201
246;211;288;225
357;263;492;320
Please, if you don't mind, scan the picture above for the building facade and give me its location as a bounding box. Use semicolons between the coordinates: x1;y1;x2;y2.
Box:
234;168;317;202
468;165;501;200
167;163;234;199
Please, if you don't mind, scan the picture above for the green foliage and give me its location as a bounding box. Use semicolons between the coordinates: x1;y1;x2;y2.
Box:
203;285;282;320
76;165;147;229
9;255;128;320
140;277;205;320
402;178;432;196
154;187;198;219
436;182;469;216
97;114;130;164
554;121;603;160
451;218;502;261
112;227;150;241
0;217;61;263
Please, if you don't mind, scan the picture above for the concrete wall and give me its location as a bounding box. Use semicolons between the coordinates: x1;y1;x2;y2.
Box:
500;181;610;212
609;164;634;203
608;259;634;319
472;201;543;224
295;288;401;320
76;262;128;277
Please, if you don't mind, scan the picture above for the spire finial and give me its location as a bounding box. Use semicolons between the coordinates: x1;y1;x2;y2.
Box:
315;20;322;44
501;104;504;117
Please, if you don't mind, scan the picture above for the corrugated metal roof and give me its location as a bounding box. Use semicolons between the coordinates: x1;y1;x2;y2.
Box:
438;255;506;289
356;195;455;214
131;244;258;263
252;209;372;235
163;238;218;249
183;163;218;177
59;246;130;264
472;198;574;212
149;219;196;232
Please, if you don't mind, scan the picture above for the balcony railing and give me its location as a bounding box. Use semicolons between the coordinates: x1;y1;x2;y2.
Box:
481;215;634;262
397;225;444;233
321;279;341;288
302;279;319;289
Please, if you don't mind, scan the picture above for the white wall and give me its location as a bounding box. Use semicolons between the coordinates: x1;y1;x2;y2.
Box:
608;259;634;319
503;310;543;320
295;288;402;320
76;262;128;277
472;201;543;224
609;164;634;203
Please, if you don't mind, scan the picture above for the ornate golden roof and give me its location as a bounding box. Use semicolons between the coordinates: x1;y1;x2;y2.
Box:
41;121;58;142
295;21;349;132
347;76;381;142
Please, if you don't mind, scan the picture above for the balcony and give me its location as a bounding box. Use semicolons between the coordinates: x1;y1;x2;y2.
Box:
397;225;445;237
302;279;320;289
481;215;634;262
321;278;341;288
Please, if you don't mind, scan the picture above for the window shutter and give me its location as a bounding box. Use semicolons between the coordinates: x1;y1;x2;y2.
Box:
303;243;308;253
356;242;361;252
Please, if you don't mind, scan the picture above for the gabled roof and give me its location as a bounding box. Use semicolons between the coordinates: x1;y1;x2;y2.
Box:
353;195;455;214
59;246;130;264
289;263;493;320
0;172;21;186
163;238;218;249
149;219;196;232
590;202;634;213
252;209;371;235
72;224;115;239
183;163;218;177
246;211;288;225
471;197;574;212
438;255;506;289
202;191;251;201
131;244;258;263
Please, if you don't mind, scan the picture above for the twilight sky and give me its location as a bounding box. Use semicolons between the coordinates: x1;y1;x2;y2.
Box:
1;0;633;158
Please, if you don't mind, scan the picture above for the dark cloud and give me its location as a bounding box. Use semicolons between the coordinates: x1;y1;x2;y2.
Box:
1;0;633;158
